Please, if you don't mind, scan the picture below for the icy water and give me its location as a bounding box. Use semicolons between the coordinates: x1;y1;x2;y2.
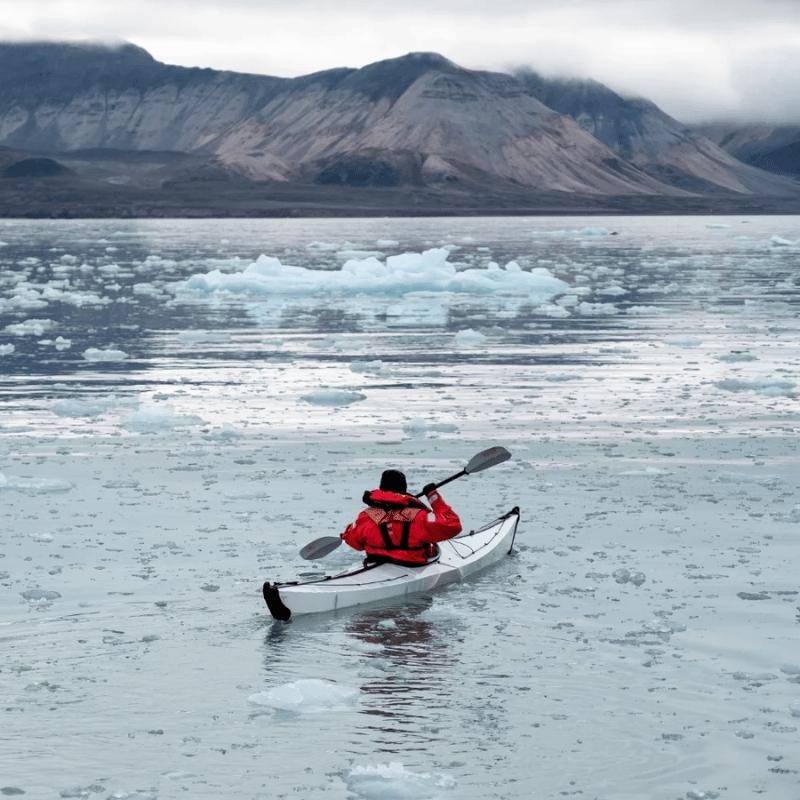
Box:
1;216;799;800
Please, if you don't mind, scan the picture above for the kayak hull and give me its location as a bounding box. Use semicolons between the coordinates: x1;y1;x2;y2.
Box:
263;507;519;620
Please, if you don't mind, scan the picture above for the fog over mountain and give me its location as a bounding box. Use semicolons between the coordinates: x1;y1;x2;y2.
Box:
0;40;797;217
2;0;799;124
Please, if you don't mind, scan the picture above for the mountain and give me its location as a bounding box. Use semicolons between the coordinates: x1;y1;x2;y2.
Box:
695;124;800;178
515;70;795;195
0;42;676;196
0;41;798;217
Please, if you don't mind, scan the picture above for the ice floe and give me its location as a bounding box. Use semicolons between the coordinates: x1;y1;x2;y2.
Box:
52;395;134;418
453;328;488;346
350;359;387;375
402;419;459;438
175;248;569;301
300;389;366;406
715;378;795;398
0;473;73;493
4;318;54;336
248;679;358;713
345;762;455;800
121;404;204;433
82;347;129;362
0;343;14;355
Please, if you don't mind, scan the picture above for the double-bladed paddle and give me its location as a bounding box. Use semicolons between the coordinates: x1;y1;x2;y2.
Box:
298;446;511;560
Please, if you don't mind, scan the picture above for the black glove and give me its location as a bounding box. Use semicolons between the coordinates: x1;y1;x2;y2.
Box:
422;483;438;497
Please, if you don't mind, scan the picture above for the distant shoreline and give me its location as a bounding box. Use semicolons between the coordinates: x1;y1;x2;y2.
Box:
2;183;800;219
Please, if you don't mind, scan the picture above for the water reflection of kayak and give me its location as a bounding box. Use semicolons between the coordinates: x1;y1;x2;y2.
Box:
263;507;520;621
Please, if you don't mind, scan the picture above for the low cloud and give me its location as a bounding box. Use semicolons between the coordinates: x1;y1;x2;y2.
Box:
1;0;799;122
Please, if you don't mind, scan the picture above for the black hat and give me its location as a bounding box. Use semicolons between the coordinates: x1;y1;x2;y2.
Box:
379;469;407;494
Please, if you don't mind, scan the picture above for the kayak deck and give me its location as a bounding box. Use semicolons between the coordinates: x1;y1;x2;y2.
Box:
263;506;519;620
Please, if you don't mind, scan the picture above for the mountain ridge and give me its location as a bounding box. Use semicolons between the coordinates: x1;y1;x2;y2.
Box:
0;40;798;216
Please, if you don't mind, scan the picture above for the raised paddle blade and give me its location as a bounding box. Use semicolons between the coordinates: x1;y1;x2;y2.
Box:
465;446;511;474
299;536;342;560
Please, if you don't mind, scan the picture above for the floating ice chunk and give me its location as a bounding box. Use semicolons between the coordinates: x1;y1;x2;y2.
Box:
82;347;128;362
706;223;730;228
769;235;794;247
0;344;14;355
376;239;399;247
306;241;339;251
21;589;61;602
612;568;645;586
716;351;757;363
346;762;455;800
1;286;48;310
54;337;72;350
52;395;132;418
176;249;568;302
338;249;384;260
350;360;387;375
576;301;618;316
0;240;7;246
248;679;358;713
29;532;54;543
578;227;609;236
714;471;781;488
41;287;110;306
4;318;54;336
59;784;106;798
597;285;627;297
779;504;800;522
536;302;570;318
132;283;163;297
402;419;459;438
121;404;204;433
453;328;487;346
626;305;663;316
300;389;366;406
619;467;671;477
0;473;73;493
715;378;795;398
106;792;157;800
204;423;243;441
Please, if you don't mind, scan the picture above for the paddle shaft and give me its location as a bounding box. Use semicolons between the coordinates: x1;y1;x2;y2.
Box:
413;469;466;498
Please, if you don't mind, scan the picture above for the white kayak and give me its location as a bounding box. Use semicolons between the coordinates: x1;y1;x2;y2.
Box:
262;506;520;620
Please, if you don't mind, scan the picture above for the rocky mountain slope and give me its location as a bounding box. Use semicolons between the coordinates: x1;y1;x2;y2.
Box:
515;70;794;195
0;41;798;216
695;124;800;178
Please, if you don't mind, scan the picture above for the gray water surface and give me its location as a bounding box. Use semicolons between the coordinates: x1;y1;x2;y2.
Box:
1;216;799;800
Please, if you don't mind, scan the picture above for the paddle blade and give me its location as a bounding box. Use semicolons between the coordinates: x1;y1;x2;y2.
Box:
299;536;342;560
465;446;511;474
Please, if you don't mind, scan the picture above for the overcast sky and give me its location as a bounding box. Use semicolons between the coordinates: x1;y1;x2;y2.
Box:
1;0;799;123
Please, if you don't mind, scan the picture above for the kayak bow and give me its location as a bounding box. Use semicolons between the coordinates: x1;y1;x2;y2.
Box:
263;507;520;621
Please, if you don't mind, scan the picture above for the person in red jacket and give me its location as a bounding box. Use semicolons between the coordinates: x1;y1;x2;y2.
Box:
341;469;462;566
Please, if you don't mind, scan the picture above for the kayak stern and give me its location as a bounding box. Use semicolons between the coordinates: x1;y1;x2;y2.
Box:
262;581;292;621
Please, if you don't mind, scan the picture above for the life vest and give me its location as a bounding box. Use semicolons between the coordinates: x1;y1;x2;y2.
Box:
364;505;424;552
360;490;435;562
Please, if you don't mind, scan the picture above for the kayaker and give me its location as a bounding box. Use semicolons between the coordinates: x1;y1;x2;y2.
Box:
341;469;462;566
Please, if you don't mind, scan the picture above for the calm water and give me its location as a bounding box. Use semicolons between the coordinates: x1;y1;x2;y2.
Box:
1;217;799;800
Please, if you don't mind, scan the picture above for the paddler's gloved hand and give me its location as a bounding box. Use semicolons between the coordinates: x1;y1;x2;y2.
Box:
422;483;438;498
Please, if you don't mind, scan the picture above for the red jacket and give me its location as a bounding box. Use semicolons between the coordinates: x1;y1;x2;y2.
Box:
341;488;462;564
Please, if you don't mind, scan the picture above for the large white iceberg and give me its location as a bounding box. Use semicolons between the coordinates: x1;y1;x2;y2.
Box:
176;248;568;302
